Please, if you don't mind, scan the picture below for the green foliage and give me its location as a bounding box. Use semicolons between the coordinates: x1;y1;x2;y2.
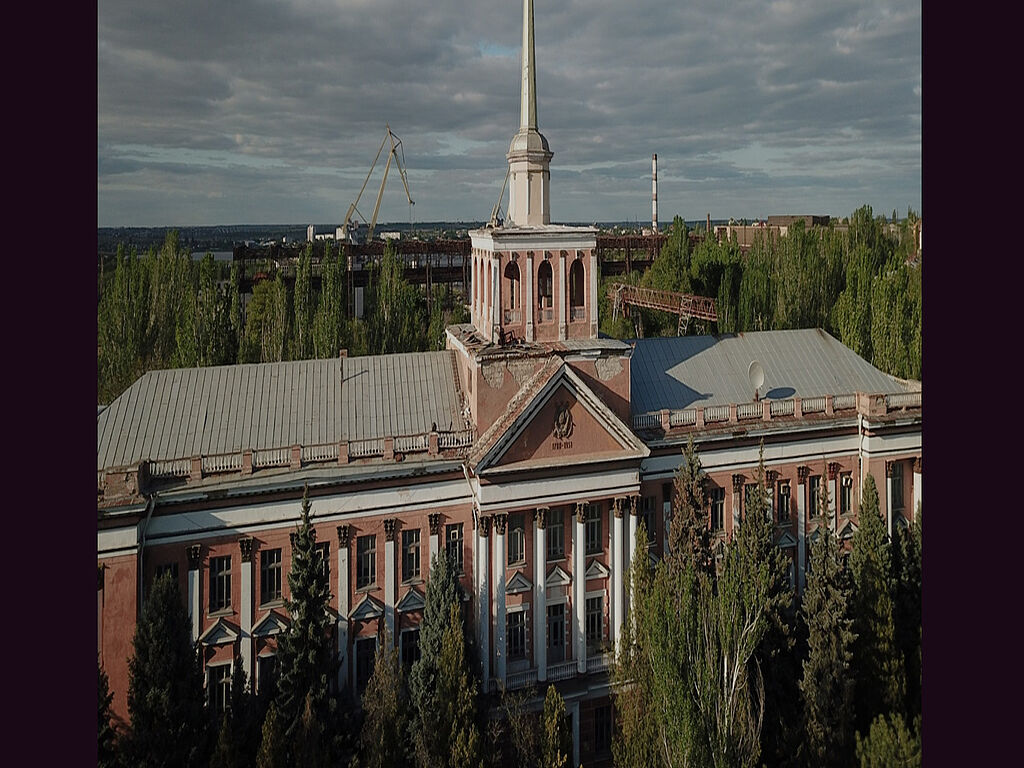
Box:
210;645;257;768
800;519;857;767
98;243;151;403
293;244;315;360
367;242;422;355
256;701;287;768
123;571;209;768
313;241;348;359
870;262;922;380
849;474;905;732
147;231;194;369
436;603;482;768
241;275;290;363
892;507;922;721
854;712;921;768
668;435;712;574
98;661;118;768
273;487;335;749
540;685;571;768
359;624;411;768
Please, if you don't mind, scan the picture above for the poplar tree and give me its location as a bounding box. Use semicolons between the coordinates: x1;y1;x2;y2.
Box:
359;624;411;768
800;517;857;768
436;603;482;768
293;244;314;360
98;243;150;403
849;474;904;732
273;487;334;753
540;684;571;768
122;570;209;768
368;242;421;355
313;241;347;359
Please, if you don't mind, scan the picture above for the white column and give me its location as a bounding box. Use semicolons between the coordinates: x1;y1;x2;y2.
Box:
828;464;838;532
913;457;922;518
612;499;625;650
557;251;567;340
534;508;547;682
796;468;808;595
732;475;742;533
526;252;535;342
574;503;586;675
491;255;501;342
384;520;396;646
570;699;581;768
429;513;441;567
187;544;201;643
588;250;598;337
337;526;350;691
240;539;253;681
478;517;491;687
885;463;895;537
494;513;508;686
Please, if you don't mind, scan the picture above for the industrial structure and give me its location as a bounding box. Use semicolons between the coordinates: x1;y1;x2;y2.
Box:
97;3;922;766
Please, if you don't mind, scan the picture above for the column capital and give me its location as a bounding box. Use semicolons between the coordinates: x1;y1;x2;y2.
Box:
885;460;897;478
239;537;254;563
827;462;841;480
493;512;508;536
766;469;779;485
613;497;626;518
575;501;588;524
337;524;351;548
629;495;640;517
186;543;202;570
384;518;397;542
797;465;810;482
428;512;443;536
913;456;921;474
479;515;491;538
731;474;745;492
534;507;548;529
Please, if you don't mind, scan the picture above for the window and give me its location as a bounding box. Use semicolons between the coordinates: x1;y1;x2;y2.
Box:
891;462;904;510
547;603;565;662
777;482;791;523
662;482;674;543
260;548;282;604
508;513;526;565
446;523;464;574
155;561;179;583
711;487;725;532
357;535;376;589
538;260;553;315
641;495;656;544
402;529;421;582
315;542;330;584
507;611;526;659
568;259;585;315
585;503;602;555
808;476;821;518
355;636;377;694
401;628;421;668
208;664;231;716
840;474;853;516
586;596;604;646
257;655;277;696
210;556;231;612
594;704;613;755
547;509;565;560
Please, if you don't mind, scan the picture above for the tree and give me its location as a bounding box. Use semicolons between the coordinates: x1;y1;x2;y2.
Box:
849;474;905;732
360;624;411;768
540;684;572;768
892;506;922;721
800;517;857;768
436;603;483;768
273;486;335;752
313;241;348;359
494;683;539;768
122;570;209;768
667;435;713;575
210;644;256;768
256;701;287;768
241;275;290;363
854;712;921;768
98;660;118;768
293;244;315;360
367;242;421;355
98;243;150;403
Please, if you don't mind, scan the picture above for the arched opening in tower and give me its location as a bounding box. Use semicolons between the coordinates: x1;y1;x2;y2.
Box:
538;260;553;323
568;259;585;321
504;260;521;323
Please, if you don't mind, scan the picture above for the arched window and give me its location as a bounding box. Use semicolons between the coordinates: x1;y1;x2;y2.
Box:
568;259;585;321
537;260;553;322
503;261;521;322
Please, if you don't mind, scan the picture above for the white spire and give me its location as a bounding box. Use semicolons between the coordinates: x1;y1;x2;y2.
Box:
520;0;537;131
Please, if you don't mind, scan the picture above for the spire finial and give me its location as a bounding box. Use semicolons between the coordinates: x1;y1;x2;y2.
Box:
520;0;537;131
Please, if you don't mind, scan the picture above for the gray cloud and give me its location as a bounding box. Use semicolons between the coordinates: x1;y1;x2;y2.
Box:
98;0;921;226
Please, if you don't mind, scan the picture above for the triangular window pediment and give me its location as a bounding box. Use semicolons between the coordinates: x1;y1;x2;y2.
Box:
252;610;290;638
199;617;240;646
585;559;610;579
776;531;798;549
350;594;384;622
506;571;533;594
396;588;426;613
546;565;572;587
647;552;660;568
838;520;859;540
808;527;822;543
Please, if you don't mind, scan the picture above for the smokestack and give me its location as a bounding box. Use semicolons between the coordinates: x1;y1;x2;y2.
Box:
652;154;658;233
707;212;711;234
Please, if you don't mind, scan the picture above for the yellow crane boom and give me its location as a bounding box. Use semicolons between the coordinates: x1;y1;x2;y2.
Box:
340;124;414;243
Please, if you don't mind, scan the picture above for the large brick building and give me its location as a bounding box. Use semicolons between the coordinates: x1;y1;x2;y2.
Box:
96;3;922;764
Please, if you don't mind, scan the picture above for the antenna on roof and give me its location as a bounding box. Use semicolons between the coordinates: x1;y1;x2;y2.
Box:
748;360;765;402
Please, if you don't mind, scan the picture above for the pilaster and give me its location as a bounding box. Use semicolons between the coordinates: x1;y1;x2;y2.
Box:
526;252;536;342
477;515;491;687
187;543;201;642
428;513;442;566
796;466;809;594
827;462;840;531
493;513;508;686
574;502;586;674
239;537;254;681
384;519;397;646
912;457;922;518
337;525;351;690
612;497;625;649
534;508;547;682
557;251;567;340
732;474;744;533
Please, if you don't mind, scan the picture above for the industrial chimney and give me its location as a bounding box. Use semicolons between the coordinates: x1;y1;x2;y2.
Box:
652;154;658;233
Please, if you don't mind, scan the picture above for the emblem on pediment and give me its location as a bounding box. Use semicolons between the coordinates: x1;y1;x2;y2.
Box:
553;403;574;440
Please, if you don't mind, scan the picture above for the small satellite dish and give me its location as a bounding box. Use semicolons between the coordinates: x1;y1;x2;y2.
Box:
748;360;765;401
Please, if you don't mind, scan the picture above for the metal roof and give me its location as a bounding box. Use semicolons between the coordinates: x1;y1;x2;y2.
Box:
97;351;467;470
629;329;909;415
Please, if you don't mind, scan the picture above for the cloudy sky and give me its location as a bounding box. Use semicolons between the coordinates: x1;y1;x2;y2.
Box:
98;0;921;227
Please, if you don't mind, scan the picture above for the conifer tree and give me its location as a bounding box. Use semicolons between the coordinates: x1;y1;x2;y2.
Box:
255;701;287;768
436;603;482;768
98;660;118;768
854;712;921;768
892;506;922;721
539;684;571;768
667;435;713;575
800;516;857;768
360;624;411;768
849;474;905;732
273;486;334;752
210;644;255;768
122;570;209;768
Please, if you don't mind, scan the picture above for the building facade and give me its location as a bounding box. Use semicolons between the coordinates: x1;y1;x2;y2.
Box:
96;3;922;765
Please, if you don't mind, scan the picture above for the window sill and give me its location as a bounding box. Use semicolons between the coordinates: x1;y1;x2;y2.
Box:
355;584;379;594
259;599;285;610
546;555;566;564
208;607;233;618
506;560;527;570
401;577;424;587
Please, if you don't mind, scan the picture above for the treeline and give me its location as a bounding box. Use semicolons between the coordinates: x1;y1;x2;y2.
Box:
599;205;922;381
97;232;469;404
613;439;922;768
98;488;574;768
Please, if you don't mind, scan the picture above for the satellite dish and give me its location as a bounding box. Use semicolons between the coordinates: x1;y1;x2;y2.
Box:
748;360;765;401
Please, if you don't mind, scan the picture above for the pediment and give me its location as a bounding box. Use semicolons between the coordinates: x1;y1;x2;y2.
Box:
585;559;610;579
776;531;798;549
396;588;425;613
647;552;660;568
199;617;240;646
506;571;533;594
252;610;290;638
808;527;822;544
837;520;859;540
546;565;572;587
473;363;649;474
350;594;385;622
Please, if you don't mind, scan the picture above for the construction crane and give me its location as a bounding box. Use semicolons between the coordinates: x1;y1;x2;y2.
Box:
340;124;414;243
609;283;718;336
